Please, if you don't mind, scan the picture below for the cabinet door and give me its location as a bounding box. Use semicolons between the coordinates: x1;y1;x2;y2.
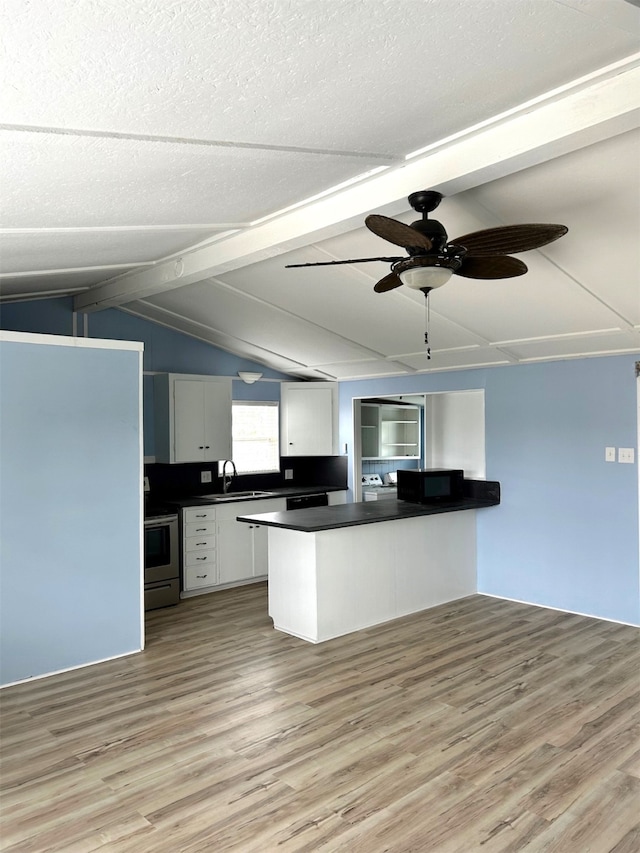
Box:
216;498;286;584
282;383;337;456
174;380;206;462
249;497;286;577
217;517;254;585
203;379;232;461
154;374;232;464
252;524;269;577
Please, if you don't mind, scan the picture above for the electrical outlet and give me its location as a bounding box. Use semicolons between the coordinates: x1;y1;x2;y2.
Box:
201;470;212;483
284;469;293;480
605;447;616;462
618;448;635;464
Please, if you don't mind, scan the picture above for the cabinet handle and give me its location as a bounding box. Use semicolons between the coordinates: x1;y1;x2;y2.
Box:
196;574;208;579
196;527;206;531
196;541;207;545
199;446;204;449
195;514;206;518
205;445;210;449
196;556;207;561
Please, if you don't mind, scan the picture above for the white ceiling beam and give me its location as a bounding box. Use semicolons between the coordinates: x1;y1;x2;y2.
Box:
74;61;640;313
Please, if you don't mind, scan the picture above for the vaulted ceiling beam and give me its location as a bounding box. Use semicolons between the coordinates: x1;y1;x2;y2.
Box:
74;62;640;313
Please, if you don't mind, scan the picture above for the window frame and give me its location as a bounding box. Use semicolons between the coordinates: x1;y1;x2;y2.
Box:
219;400;280;475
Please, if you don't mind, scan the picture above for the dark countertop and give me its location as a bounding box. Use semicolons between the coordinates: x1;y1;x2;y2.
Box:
236;496;500;533
160;485;347;510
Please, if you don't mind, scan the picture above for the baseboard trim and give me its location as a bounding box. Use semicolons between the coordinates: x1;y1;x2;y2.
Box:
478;592;639;628
1;647;143;689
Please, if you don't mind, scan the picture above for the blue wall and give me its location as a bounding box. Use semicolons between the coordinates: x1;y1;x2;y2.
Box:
339;355;639;625
0;336;143;685
0;298;295;456
3;299;638;625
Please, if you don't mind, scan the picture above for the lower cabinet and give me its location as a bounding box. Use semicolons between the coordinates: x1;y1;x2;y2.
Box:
181;498;286;596
182;508;217;591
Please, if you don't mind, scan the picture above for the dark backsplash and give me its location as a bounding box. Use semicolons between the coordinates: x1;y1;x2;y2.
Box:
145;455;348;500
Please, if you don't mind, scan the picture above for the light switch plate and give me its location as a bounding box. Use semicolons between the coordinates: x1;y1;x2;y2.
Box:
618;448;635;464
605;447;616;462
284;469;293;480
201;470;213;483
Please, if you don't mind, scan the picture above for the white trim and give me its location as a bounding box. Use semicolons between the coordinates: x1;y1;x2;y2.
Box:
74;61;640;313
637;369;640;624
0;648;143;689
479;593;640;629
138;348;145;651
0;330;143;351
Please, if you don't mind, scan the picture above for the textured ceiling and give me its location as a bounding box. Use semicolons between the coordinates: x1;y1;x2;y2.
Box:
1;0;639;378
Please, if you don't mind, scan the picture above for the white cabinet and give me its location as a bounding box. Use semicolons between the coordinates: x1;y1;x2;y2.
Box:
181;497;286;595
216;498;287;586
154;373;232;464
361;403;421;460
281;382;338;456
182;507;217;591
328;490;347;505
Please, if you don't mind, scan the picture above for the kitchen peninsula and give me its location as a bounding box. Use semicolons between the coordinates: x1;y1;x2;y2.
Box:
238;485;500;643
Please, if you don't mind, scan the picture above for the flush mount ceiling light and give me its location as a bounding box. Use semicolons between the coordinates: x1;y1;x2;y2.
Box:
238;371;262;384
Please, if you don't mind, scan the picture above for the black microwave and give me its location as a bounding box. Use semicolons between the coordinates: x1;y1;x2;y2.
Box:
397;468;464;504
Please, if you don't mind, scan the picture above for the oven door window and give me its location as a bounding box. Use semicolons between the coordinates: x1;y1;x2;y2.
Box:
145;525;171;568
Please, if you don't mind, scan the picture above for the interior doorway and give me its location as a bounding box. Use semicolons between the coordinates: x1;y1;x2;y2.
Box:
352;389;486;502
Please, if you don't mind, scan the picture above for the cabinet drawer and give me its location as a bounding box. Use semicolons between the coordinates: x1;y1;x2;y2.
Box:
185;535;216;552
184;565;215;589
185;521;216;537
185;549;216;567
184;507;216;523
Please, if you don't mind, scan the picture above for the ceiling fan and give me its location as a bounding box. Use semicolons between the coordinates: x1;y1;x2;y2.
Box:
285;190;568;295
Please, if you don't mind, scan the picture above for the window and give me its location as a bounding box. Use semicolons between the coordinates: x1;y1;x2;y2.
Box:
222;401;280;474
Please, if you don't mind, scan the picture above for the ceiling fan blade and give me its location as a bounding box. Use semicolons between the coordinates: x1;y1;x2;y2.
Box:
451;223;568;257
374;271;404;293
455;255;528;279
285;256;403;268
365;214;433;251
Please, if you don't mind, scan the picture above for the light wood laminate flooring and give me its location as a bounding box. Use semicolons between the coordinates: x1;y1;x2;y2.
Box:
1;584;639;852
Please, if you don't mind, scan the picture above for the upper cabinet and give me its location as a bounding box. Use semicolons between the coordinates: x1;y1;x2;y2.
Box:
154;373;232;463
281;382;338;456
361;402;421;460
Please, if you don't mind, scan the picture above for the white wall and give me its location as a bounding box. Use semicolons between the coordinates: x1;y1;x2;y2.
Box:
424;390;486;478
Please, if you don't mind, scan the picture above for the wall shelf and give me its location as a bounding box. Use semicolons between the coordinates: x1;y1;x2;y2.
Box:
361;402;421;460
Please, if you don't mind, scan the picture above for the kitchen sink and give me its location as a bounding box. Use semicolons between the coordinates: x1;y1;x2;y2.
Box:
200;490;275;502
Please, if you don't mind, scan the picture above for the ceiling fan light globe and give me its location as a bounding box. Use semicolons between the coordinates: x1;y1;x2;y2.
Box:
398;266;453;290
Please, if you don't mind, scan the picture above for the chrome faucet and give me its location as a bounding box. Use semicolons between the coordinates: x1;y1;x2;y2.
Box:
221;459;237;494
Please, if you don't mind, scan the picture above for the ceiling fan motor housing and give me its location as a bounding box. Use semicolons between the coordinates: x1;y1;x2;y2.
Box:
409;217;448;252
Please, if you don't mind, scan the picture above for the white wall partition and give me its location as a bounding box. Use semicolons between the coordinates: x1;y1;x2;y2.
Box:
424;390;486;478
0;332;144;686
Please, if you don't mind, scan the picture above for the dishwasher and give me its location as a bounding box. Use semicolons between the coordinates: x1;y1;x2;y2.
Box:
286;492;329;510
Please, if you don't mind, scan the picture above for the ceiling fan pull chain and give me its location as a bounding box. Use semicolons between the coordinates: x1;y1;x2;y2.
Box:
424;291;431;360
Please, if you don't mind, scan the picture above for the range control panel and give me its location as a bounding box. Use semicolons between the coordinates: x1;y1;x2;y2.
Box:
361;474;383;487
